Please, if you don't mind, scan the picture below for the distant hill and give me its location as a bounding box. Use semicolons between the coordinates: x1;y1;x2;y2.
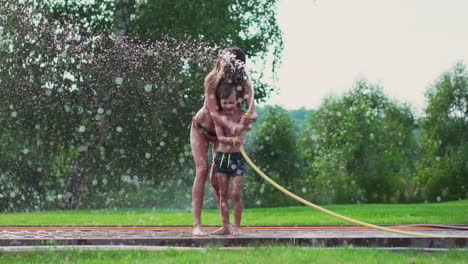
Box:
255;106;315;135
290;107;315;134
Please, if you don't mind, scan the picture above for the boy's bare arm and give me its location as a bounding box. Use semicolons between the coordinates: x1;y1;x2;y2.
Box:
214;119;240;146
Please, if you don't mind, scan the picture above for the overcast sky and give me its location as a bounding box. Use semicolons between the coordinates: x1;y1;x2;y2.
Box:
259;0;468;114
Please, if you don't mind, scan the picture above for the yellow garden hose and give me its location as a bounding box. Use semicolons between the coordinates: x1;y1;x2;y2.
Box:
239;147;464;238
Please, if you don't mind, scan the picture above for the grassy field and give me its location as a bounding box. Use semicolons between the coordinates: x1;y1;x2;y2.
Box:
1;247;467;264
1;200;466;226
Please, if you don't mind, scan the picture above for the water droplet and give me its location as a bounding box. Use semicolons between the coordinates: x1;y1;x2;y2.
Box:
79;126;86;133
145;153;151;159
22;149;29;154
11;112;17;118
98;108;104;114
115;77;123;85
79;145;88;152
144;84;152;92
116;126;123;133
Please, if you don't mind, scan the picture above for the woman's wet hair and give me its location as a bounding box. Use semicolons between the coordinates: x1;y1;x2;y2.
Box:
223;47;246;64
219;47;247;85
205;46;249;108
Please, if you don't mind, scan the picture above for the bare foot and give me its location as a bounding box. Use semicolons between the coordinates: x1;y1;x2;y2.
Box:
192;226;208;237
232;226;243;236
211;226;231;235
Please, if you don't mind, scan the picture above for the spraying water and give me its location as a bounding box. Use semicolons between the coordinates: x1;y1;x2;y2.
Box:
0;0;219;211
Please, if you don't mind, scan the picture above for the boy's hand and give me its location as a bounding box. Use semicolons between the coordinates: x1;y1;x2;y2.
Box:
232;123;248;134
232;136;242;146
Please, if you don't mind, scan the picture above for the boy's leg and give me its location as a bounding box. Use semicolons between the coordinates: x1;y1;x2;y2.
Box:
211;172;231;235
231;175;244;235
190;125;210;236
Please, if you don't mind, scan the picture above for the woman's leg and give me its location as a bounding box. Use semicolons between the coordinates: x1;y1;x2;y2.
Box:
210;143;220;208
231;175;244;235
190;125;210;236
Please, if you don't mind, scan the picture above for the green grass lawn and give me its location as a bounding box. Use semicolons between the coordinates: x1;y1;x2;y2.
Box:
1;200;466;226
0;247;467;264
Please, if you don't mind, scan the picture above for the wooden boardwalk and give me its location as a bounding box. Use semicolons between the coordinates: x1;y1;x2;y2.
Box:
1;226;467;248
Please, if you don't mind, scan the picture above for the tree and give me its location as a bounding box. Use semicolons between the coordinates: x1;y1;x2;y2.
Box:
299;81;417;204
30;0;284;102
130;0;284;101
244;106;301;207
0;1;216;210
0;0;285;210
415;62;468;201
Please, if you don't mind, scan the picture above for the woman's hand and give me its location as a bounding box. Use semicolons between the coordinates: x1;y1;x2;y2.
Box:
241;113;257;126
230;113;257;135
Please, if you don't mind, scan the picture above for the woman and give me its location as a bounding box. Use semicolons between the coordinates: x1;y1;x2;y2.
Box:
190;47;257;236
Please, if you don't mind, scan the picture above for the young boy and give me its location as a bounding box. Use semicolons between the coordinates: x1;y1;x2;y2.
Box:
211;85;246;236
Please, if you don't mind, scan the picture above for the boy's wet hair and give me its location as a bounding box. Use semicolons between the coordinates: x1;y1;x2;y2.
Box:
216;81;236;100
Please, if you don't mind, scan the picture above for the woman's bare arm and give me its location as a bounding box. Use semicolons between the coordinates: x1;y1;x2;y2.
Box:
241;80;258;125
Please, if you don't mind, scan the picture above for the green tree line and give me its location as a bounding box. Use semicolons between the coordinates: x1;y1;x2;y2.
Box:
245;65;466;207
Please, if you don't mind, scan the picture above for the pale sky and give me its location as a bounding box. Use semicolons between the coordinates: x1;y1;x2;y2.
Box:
259;0;468;114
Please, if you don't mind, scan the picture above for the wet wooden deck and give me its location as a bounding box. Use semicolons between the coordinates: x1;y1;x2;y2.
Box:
1;226;467;248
